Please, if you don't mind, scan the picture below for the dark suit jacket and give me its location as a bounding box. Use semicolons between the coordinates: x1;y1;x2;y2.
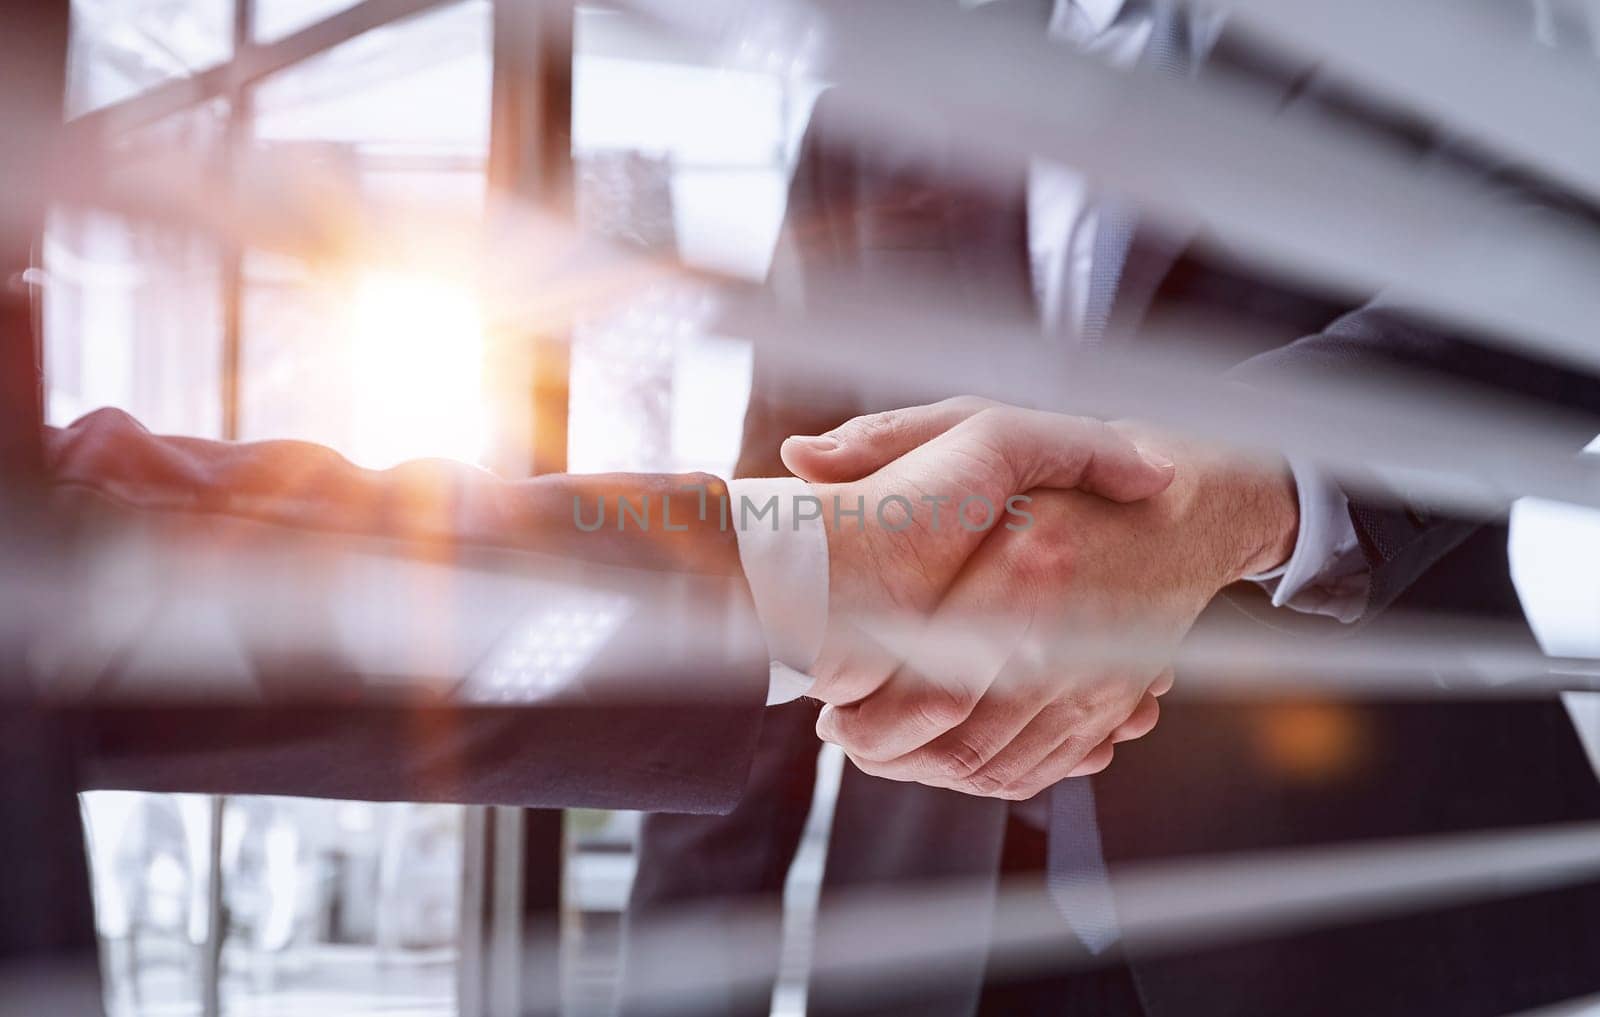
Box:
35;408;773;817
626;18;1600;1017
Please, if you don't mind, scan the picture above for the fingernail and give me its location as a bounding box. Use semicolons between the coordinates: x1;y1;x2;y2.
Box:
786;435;839;453
1136;445;1174;470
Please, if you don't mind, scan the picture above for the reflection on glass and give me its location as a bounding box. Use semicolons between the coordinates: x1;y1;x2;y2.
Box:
82;793;463;1017
44;206;226;437
241;0;491;465
56;2;828;1013
66;0;233;118
569;7;811;477
242;253;490;469
253;0;360;45
252;1;489;156
66;5;494;1016
45;94;230;436
350;270;489;468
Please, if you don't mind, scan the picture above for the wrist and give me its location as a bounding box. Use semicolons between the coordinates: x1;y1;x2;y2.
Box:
1116;423;1299;588
1219;456;1300;581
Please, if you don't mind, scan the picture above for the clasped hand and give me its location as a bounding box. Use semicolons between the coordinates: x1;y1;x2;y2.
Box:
793;398;1298;800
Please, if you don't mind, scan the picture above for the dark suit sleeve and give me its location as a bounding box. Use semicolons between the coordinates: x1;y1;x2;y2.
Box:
39;408;771;815
1231;307;1600;621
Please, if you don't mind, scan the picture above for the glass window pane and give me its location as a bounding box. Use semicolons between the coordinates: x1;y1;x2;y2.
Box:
60;8;490;1016
83;792;463;1017
44;97;232;437
254;0;362;45
253;1;490;158
568;10;811;475
241;0;491;468
240;249;491;468
66;0;234;118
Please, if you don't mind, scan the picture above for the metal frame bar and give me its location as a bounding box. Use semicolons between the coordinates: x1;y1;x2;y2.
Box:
200;796;226;1017
201;1;261;1002
0;10;104;1015
67;0;457;142
461;3;575;1016
483;0;575;479
219;0;257;442
0;2;65;489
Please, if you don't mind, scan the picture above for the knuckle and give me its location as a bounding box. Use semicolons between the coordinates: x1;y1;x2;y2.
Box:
1005;537;1075;593
968;756;1026;795
1039;697;1097;736
1049;729;1101;767
967;405;1001;427
912;682;978;733
1006;546;1050;589
1033;535;1079;581
852;410;902;446
930;736;991;781
965;406;1015;444
1065;682;1124;719
957;770;1009;797
942;395;995;417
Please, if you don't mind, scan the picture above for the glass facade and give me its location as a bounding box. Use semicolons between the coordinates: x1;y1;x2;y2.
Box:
46;2;824;1014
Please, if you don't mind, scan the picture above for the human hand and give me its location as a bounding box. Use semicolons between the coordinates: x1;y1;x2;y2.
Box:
794;398;1298;798
808;398;1176;702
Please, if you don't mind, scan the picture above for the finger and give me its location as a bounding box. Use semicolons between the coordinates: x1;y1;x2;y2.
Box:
806;618;908;706
821;536;1037;761
781;396;996;483
957;408;1176;503
1110;692;1160;743
1150;667;1176;696
787;402;1177;505
1065;738;1116;778
945;727;1116;802
817;663;991;764
931;697;1106;798
958;681;1143;798
826;408;1174;520
844;672;1057;783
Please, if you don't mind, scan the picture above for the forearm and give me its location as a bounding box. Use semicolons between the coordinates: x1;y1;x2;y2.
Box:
42;409;776;811
73;699;769;814
38;409;769;707
45;407;746;578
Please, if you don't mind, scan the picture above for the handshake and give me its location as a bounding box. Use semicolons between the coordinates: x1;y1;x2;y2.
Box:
781;398;1298;800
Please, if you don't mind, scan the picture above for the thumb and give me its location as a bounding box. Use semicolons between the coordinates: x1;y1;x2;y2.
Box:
781;397;996;483
900;407;1176;503
958;407;1176;502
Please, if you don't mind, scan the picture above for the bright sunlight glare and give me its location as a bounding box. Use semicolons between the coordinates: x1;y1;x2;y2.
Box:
347;270;489;471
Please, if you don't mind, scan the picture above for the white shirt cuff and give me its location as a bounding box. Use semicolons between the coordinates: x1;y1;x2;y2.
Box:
728;477;829;705
1510;436;1600;659
1243;457;1369;624
1511;437;1600;771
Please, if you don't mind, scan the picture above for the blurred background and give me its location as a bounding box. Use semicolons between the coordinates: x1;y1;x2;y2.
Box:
45;1;835;1014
